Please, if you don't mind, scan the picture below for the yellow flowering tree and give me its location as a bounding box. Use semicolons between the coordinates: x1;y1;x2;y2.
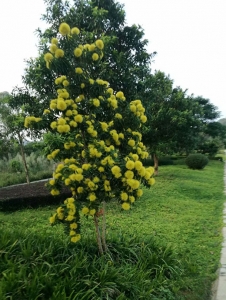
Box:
25;22;155;253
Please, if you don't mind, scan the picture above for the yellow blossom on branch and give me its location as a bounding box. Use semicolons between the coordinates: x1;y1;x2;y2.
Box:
95;39;104;50
59;22;70;36
55;49;64;58
122;202;130;210
75;67;83;74
71;27;80;35
74;47;82;57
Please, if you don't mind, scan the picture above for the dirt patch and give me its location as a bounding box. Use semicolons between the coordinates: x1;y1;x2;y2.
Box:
0;180;71;210
0;180;52;201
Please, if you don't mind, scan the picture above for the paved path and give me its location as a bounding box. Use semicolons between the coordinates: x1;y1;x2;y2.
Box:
212;161;226;300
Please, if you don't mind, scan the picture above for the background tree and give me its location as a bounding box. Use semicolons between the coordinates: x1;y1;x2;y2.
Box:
0;132;15;160
0;88;43;183
141;72;199;172
218;118;226;126
140;71;221;173
192;97;221;156
197;121;226;156
194;96;220;122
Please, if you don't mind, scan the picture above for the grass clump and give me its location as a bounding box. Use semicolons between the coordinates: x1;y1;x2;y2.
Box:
0;229;182;300
185;153;209;170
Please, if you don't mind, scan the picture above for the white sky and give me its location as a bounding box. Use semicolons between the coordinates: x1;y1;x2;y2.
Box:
0;0;225;118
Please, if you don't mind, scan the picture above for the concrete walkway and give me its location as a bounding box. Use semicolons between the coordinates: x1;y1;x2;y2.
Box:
212;162;226;300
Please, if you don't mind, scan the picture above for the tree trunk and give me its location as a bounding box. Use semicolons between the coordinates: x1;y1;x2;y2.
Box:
93;202;108;255
18;134;30;184
101;201;108;252
94;215;104;255
152;152;159;175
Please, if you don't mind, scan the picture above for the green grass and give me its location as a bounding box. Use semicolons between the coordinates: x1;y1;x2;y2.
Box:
0;151;54;188
0;161;225;299
215;151;226;161
0;170;52;188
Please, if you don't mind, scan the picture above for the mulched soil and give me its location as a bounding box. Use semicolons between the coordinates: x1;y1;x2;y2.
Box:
0;180;71;210
0;180;52;201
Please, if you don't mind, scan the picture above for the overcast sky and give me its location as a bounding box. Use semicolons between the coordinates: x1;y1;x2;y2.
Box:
0;0;225;118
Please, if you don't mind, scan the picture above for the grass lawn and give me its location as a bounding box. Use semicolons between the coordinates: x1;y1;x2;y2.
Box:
0;170;52;188
0;161;225;299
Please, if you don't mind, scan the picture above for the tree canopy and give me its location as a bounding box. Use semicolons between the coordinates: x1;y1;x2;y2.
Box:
23;0;155;106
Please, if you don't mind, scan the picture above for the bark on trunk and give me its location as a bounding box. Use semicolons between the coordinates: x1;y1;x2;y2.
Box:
18;134;30;184
94;215;104;255
152;153;159;175
101;201;108;252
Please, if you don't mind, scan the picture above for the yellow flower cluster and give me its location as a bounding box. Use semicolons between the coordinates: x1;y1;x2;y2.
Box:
47;149;60;160
95;39;104;50
50;197;81;243
74;47;82;57
107;95;118;109
44;53;53;68
116;91;126;101
96;79;108;85
55;49;64;58
43;109;50;114
111;166;122;178
24;116;42;128
71;27;80;35
45;23;104;72
59;23;71;36
44;37;65;68
130;100;147;123
75;67;83;74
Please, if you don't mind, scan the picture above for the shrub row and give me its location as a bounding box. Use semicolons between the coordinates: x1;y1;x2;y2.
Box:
143;157;174;166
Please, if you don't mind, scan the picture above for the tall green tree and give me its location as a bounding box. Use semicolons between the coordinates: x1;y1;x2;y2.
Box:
141;71;220;172
204;121;226;140
1;93;9;157
191;97;221;156
197;121;226;156
0;129;14;161
194;96;220;122
0;92;15;159
141;72;196;172
0;133;13;160
0;88;42;183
